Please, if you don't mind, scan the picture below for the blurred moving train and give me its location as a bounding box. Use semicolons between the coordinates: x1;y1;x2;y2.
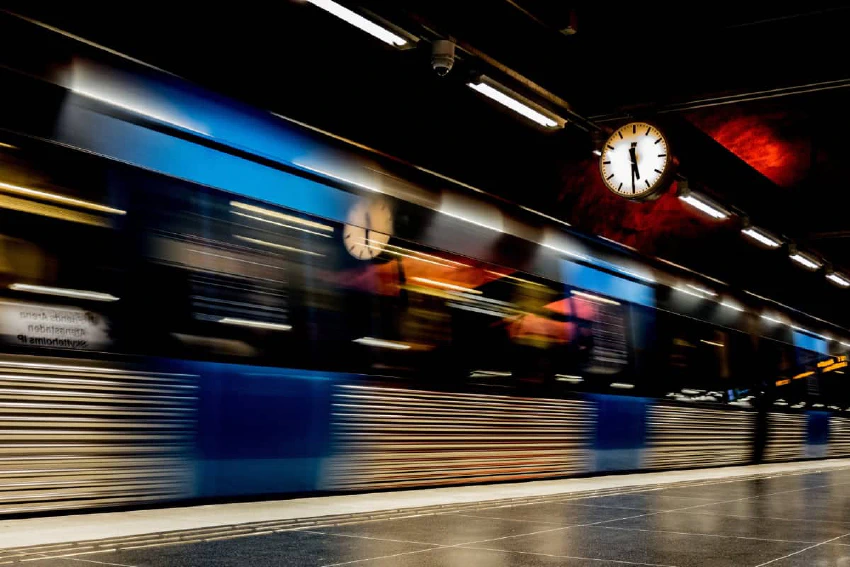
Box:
0;13;847;515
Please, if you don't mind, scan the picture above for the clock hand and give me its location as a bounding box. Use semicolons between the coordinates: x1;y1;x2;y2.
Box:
631;165;635;194
364;212;372;246
629;144;641;180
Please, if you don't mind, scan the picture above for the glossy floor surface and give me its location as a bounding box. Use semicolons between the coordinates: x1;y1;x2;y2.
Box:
14;465;850;566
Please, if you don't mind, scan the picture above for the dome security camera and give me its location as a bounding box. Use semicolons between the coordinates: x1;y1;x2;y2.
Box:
431;40;455;77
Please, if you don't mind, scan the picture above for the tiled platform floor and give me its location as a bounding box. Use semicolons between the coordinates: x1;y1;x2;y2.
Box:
9;460;850;566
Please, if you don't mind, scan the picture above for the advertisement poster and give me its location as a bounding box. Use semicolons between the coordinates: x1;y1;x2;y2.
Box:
0;301;111;351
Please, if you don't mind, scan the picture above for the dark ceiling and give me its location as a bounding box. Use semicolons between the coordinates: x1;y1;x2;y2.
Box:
8;2;850;326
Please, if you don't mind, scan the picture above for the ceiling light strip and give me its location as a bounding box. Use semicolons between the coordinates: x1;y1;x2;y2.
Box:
827;273;850;287
467;77;563;128
742;226;782;248
678;192;730;219
306;0;408;46
789;252;821;270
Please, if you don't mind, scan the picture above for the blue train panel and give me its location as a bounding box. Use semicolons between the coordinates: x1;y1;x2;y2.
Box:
561;260;655;308
806;411;830;459
56;100;357;224
793;330;829;356
65;60;337;166
589;394;650;472
155;359;335;498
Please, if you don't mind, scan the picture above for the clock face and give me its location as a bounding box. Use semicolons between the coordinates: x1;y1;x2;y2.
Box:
343;198;393;260
599;122;671;200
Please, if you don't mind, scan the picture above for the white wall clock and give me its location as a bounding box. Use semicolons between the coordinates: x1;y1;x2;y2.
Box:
343;198;393;260
599;122;672;201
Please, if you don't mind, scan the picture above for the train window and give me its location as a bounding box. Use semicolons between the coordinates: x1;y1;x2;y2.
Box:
0;139;125;356
117;172;649;397
655;311;756;405
769;341;850;412
10;135;847;414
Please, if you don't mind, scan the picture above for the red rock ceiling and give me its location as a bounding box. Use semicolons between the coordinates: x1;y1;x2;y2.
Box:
686;106;809;188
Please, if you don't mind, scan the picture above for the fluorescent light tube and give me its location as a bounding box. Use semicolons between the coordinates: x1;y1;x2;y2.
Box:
679;193;729;219
789;252;821;270
742;227;781;248
827;273;850;287
306;0;408;46
467;80;561;128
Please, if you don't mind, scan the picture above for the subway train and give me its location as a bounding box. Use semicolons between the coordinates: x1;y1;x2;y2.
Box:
0;13;846;515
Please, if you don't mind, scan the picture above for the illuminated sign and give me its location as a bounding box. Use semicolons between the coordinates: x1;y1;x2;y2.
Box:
777;355;849;388
793;371;814;380
818;355;847;368
0;301;110;350
823;361;849;373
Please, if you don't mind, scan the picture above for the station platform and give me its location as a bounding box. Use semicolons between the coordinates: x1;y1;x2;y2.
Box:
2;459;850;566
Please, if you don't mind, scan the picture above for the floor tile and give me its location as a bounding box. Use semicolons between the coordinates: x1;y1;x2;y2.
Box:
652;482;761;500
691;498;850;524
323;513;556;546
604;510;849;543
458;501;647;524
753;543;850;566
473;523;808;567
44;530;435;567
0;559;78;567
363;545;665;566
575;493;717;511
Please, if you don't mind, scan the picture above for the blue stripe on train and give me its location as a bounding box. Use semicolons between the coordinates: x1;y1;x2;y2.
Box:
806;411;830;459
154;359;335;498
561;260;655;308
55;100;356;224
792;330;828;355
588;394;650;472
